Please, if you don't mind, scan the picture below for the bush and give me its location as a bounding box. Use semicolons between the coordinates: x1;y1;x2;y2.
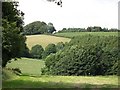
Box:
30;45;44;59
42;43;56;58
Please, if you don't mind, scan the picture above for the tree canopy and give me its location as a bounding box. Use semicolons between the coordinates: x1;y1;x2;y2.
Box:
30;45;44;59
42;35;119;76
2;2;28;67
23;21;56;35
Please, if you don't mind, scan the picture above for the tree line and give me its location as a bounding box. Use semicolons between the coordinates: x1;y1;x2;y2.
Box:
26;42;65;59
58;26;119;33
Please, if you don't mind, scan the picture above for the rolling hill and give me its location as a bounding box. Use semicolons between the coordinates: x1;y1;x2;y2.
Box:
26;35;70;49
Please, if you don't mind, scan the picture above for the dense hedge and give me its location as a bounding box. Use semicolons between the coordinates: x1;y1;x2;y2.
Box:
42;35;119;76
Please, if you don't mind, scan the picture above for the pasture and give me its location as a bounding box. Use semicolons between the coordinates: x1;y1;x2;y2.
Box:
3;75;118;88
6;58;45;75
4;58;119;89
26;35;70;49
54;32;118;38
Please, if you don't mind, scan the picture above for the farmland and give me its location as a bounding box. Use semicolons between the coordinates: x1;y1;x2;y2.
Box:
26;35;70;49
54;32;118;38
3;32;119;89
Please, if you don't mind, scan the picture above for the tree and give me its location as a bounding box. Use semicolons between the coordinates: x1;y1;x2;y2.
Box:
30;45;44;59
42;43;56;58
47;0;62;7
23;21;48;35
23;21;56;35
47;22;56;34
2;2;27;67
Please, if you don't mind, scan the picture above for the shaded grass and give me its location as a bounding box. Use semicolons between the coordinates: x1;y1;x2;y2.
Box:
3;75;118;88
54;32;118;38
6;58;45;76
26;35;70;49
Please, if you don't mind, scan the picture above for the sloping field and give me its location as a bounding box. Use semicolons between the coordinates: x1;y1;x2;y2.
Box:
6;58;45;75
54;32;118;38
26;35;70;49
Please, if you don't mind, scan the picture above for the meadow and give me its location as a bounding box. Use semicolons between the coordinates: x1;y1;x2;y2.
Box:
26;35;70;49
6;58;45;76
3;58;119;89
54;32;118;38
3;71;118;88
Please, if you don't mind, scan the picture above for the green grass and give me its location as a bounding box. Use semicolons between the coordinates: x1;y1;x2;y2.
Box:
6;58;45;76
3;75;118;88
54;32;118;38
26;34;70;49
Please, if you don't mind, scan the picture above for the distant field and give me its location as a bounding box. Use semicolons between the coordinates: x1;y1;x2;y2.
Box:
54;32;118;38
3;75;118;88
6;58;45;75
26;35;70;49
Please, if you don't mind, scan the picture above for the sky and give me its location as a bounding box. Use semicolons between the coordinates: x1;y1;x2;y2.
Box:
18;0;119;31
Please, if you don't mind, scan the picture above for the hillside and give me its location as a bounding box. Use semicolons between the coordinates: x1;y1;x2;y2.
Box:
54;32;118;38
26;35;70;49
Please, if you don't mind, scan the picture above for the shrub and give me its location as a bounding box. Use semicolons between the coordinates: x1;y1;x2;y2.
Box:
42;43;56;58
30;45;44;59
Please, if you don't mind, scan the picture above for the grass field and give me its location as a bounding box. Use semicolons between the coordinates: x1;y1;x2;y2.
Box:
54;32;118;38
3;75;118;88
6;58;45;75
4;58;119;89
26;35;70;49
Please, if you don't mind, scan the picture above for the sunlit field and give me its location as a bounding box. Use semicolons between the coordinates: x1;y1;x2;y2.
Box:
7;58;45;75
26;35;70;49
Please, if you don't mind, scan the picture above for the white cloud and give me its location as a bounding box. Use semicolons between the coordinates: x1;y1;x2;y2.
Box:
18;0;119;30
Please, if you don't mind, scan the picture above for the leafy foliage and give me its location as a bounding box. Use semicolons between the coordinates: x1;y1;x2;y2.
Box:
2;2;28;67
30;45;44;59
56;42;65;51
42;43;56;58
23;21;56;35
42;35;119;75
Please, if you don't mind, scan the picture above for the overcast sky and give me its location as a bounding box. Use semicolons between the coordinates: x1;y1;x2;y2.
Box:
18;0;119;30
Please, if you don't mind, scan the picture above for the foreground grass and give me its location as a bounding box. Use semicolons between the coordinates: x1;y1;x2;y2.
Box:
26;35;70;49
3;75;118;88
54;32;118;38
6;58;45;75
